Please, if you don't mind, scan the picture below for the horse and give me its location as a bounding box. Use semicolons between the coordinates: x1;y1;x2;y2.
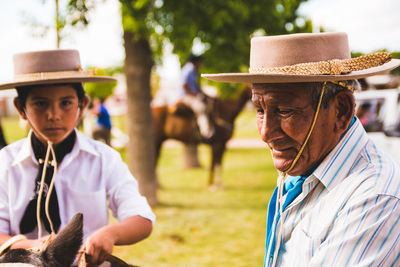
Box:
0;213;83;267
0;214;133;267
152;86;252;189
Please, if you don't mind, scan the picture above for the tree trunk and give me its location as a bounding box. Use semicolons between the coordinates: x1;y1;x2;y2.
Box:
123;31;158;206
183;143;201;168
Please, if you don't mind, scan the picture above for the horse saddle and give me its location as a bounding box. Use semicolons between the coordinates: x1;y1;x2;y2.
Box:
167;102;195;118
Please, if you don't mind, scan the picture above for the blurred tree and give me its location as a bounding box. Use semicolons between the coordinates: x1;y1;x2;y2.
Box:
156;0;312;96
84;67;118;100
24;0;95;47
63;0;311;205
391;52;400;75
120;0;311;204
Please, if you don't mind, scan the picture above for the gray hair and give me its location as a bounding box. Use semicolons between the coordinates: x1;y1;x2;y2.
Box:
309;80;360;110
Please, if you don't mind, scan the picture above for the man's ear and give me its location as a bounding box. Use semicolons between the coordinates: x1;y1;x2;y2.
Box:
334;91;355;133
13;98;27;120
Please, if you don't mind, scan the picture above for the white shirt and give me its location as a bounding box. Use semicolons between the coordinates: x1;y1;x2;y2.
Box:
269;119;400;266
0;130;155;241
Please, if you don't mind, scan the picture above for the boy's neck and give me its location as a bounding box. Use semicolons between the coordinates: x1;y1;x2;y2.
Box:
31;131;76;163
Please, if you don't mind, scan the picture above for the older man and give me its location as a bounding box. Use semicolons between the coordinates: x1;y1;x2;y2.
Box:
203;32;400;266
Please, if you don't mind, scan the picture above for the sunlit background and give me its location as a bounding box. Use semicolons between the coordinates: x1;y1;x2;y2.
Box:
1;0;399;82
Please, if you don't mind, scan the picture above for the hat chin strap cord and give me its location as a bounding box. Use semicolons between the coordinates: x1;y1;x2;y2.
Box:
24;113;58;241
36;140;57;239
267;81;327;266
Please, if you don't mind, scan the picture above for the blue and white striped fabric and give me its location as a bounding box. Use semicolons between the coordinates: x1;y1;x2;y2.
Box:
266;119;400;266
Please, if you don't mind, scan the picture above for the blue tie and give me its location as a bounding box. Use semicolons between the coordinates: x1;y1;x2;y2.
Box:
264;175;307;266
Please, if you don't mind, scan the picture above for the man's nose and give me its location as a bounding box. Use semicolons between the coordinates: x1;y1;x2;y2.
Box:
259;112;280;143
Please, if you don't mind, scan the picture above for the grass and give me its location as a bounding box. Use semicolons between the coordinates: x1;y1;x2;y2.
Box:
232;106;259;139
2;115;28;142
0;107;277;266
114;145;276;266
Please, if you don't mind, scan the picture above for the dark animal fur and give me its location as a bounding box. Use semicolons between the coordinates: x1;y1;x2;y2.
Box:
0;213;83;266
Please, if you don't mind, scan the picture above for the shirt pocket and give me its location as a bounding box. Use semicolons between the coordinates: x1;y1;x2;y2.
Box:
285;226;314;264
61;187;108;238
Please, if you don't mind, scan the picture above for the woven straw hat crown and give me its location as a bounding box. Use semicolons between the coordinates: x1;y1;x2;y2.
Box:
202;32;400;83
0;49;116;90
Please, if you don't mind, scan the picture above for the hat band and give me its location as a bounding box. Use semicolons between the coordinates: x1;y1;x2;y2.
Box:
13;68;96;82
249;52;392;75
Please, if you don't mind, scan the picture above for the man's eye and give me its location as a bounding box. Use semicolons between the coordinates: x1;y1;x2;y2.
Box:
277;109;293;115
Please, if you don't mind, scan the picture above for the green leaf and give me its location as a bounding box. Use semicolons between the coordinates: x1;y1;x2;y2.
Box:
84;67;117;99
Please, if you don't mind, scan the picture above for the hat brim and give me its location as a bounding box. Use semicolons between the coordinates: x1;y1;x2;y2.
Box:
0;75;116;90
202;59;400;83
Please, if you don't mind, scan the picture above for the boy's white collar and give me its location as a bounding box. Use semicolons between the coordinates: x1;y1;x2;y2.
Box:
12;129;100;166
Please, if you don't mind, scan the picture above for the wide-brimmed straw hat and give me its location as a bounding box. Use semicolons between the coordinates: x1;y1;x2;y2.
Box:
0;49;116;90
202;32;400;83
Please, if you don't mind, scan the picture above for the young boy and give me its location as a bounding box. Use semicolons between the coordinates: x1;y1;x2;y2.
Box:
0;49;155;266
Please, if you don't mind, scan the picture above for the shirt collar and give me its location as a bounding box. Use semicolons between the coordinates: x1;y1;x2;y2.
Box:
12;131;35;166
72;129;99;157
12;129;99;166
312;118;369;191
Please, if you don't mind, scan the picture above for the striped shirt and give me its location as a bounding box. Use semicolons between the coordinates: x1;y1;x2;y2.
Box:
267;119;400;266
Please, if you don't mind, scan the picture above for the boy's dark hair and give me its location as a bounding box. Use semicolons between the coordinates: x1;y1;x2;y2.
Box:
15;83;86;109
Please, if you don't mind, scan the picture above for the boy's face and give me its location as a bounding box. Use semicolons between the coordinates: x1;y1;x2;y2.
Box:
14;84;88;145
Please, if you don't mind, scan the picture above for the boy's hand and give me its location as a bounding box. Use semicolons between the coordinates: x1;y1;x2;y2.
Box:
83;226;116;266
80;215;152;266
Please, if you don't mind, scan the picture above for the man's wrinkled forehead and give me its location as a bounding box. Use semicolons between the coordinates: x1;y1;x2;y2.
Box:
251;83;317;108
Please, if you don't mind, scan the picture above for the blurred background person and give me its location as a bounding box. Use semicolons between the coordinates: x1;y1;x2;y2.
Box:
91;97;112;146
177;54;214;141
